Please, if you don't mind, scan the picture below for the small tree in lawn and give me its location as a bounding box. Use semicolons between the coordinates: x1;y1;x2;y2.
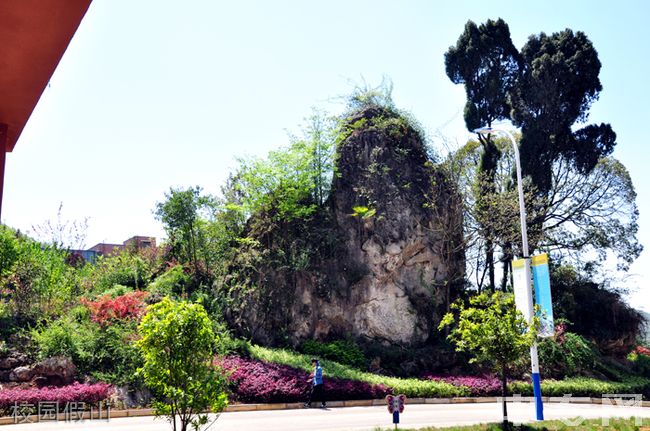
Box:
137;298;228;431
439;292;538;430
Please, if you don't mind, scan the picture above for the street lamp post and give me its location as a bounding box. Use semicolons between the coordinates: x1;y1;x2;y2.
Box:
473;126;544;421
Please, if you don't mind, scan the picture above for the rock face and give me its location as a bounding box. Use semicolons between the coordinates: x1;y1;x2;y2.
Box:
112;386;152;409
31;356;76;386
0;350;30;383
1;355;76;386
9;366;33;382
225;106;464;347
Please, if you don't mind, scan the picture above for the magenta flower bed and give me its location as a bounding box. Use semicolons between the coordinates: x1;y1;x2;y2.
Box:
0;382;113;411
423;374;502;396
220;356;390;403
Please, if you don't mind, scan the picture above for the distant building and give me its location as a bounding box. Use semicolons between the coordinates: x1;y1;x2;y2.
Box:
123;235;156;250
72;235;157;264
88;242;123;256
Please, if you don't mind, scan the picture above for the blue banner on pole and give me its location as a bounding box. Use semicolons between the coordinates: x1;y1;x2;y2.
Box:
531;254;554;337
393;411;399;424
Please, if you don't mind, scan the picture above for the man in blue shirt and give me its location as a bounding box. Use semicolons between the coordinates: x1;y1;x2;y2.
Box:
304;358;326;408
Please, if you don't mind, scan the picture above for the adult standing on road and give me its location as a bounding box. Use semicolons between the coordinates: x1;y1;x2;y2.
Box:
304;358;326;408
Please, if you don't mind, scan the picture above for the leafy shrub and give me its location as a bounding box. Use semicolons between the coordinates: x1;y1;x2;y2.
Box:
628;346;650;378
220;356;390;403
89;252;151;294
101;284;133;298
146;265;190;299
33;305;142;386
32;317;96;368
0;382;113;414
300;339;367;369
423;375;501;396
552;266;643;355
538;329;597;378
210;327;250;357
81;291;148;327
90;320;143;386
0;225;20;278
1;227;79;320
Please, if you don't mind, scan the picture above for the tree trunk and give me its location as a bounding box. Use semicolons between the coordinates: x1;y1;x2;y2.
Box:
487;240;495;292
477;133;501;293
502;363;508;430
501;243;512;292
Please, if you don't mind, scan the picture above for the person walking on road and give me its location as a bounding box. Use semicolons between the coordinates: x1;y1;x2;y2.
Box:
304;358;326;408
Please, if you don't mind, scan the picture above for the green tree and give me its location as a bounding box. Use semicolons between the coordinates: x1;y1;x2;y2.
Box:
445;19;520;291
445;136;535;292
137;298;228;431
445;21;621;288
155;187;214;277
539;156;641;271
445;18;520;132
448;133;641;290
439;292;538;429
232;143;316;221
511;29;616;194
302;109;336;207
228;110;336;223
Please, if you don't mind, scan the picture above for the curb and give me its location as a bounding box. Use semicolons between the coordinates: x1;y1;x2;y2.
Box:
1;397;649;425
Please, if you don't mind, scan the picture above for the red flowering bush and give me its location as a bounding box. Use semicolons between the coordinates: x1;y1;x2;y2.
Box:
635;346;650;357
220;356;390;403
81;291;148;326
422;374;501;396
0;382;113;413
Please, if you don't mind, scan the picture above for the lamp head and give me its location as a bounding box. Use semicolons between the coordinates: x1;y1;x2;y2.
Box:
473;126;494;136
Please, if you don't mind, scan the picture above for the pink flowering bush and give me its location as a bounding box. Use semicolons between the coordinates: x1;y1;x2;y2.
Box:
423;374;501;396
220;356;390;403
0;382;113;414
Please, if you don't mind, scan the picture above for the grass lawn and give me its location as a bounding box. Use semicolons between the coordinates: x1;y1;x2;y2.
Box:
376;417;650;430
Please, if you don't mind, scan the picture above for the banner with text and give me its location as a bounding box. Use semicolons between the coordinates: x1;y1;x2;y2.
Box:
532;253;554;337
511;258;532;322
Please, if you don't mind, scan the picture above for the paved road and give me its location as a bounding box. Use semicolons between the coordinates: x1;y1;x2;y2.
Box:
3;403;650;431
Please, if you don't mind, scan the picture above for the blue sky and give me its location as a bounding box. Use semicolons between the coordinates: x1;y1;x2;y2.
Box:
3;0;649;309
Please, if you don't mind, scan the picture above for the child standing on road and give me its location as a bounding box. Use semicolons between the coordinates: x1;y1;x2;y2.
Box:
304;358;326;408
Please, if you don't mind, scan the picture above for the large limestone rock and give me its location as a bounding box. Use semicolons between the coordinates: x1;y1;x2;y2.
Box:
1;355;77;386
225;106;464;347
0;352;28;371
31;356;76;386
9;366;33;382
112;386;152;409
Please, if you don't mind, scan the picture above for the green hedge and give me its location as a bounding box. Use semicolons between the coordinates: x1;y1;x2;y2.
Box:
250;345;465;398
251;345;650;400
509;376;650;398
299;339;367;369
